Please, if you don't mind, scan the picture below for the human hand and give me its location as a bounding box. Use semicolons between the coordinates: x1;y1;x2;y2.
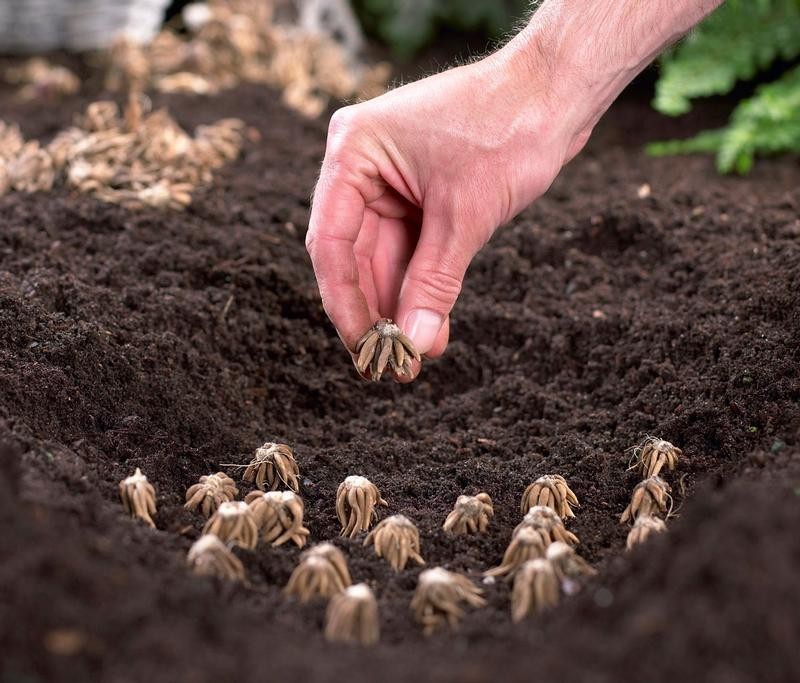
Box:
306;0;721;381
306;48;585;381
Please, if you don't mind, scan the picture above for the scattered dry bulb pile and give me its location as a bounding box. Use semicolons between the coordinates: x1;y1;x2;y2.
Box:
324;583;380;646
105;37;150;94
443;493;494;535
0;122;23;194
513;505;579;548
511;559;560;622
484;526;547;578
104;0;390;119
187;534;246;582
545;542;596;582
410;568;486;634
118;467;157;528
336;476;388;538
0;96;245;208
3;58;80;102
242;442;300;492
245;490;309;547
521;475;579;518
633;437;682;479
0;122;55;195
285;543;352;603
626;514;667;550
355;319;421;381
203;501;259;549
364;514;425;571
185;472;239;518
619;476;672;524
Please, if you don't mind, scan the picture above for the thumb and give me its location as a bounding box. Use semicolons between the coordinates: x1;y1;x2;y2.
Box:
396;217;476;357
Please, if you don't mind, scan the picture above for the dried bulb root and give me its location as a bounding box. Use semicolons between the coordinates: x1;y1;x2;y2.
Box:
194;118;246;166
513;505;580;548
245;490;309;547
6;58;80;102
0;122;25;161
76;101;121;132
105;180;194;211
119;467;157;527
336;476;388;538
7;142;55;193
155;72;219;95
0;165;9;196
442;493;494;535
632;437;682;479
324;583;380;646
104;36;150;94
364;514;425;571
411;568;486;634
187;534;246;582
354;319;421;381
545;541;596;582
619;476;672;524
185;472;239;518
626;515;667;550
511;559;560;622
242;442;300;492
520;475;579;518
45;127;84;169
203;501;259;549
285;543;352;603
484;526;547;578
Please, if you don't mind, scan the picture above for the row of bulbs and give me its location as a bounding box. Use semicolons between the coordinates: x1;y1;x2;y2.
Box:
119;438;682;643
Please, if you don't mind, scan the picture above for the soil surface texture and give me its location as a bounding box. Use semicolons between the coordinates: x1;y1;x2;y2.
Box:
1;70;799;683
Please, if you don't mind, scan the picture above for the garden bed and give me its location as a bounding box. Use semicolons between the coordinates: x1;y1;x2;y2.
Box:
1;75;799;682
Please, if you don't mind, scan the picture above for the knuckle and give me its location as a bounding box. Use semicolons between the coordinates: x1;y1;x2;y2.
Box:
304;229;316;254
327;106;354;135
327;105;363;146
321;114;362;182
408;267;463;308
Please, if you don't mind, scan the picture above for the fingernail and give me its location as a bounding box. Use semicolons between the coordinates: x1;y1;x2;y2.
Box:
403;309;443;355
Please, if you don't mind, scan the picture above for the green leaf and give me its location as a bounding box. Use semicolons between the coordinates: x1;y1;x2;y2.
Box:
653;0;800;116
647;64;800;173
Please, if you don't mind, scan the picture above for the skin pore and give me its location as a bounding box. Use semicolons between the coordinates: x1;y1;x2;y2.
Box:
306;0;724;381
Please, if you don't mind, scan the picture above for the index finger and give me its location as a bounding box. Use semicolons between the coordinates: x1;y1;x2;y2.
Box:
306;164;373;351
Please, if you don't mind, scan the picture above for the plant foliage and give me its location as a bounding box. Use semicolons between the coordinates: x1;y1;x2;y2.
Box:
650;0;800;173
648;65;800;173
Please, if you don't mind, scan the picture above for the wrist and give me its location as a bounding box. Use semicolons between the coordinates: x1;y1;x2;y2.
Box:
492;10;619;160
498;0;723;154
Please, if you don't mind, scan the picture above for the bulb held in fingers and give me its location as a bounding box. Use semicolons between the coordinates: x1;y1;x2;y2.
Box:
355;319;421;381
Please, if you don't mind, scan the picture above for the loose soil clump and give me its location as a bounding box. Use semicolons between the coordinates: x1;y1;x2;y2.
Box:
1;75;799;682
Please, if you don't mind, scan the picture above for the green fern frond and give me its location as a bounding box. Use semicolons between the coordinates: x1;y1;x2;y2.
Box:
653;0;800;116
647;64;800;173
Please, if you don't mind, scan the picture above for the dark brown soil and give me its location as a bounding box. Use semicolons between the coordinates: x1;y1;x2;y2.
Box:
1;72;799;683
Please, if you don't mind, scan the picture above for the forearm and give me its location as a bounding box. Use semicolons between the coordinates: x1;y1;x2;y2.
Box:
499;0;724;150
